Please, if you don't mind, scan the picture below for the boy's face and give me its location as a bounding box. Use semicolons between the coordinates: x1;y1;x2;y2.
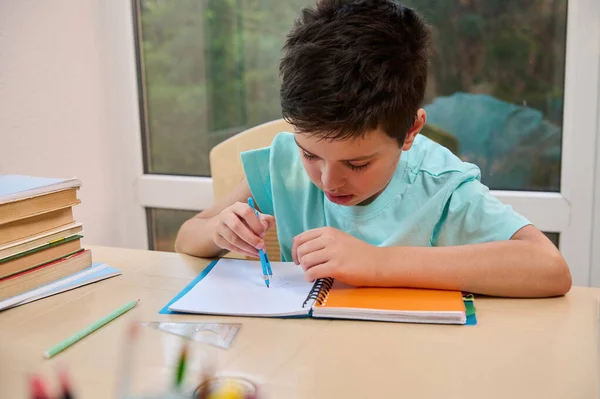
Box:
294;110;424;206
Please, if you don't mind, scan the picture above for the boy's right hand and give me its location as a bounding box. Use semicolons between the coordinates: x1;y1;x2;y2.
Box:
211;202;275;258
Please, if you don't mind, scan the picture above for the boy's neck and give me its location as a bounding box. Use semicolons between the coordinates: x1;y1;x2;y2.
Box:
356;181;391;206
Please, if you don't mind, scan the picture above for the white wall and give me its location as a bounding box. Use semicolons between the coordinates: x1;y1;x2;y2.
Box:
0;0;147;249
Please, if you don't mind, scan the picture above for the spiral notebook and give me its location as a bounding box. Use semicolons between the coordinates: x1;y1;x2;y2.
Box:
162;258;472;325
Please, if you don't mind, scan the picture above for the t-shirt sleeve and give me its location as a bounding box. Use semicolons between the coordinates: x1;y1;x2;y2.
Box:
240;146;274;216
431;177;531;246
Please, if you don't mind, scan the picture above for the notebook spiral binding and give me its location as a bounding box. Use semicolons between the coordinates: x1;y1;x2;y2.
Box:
302;277;334;308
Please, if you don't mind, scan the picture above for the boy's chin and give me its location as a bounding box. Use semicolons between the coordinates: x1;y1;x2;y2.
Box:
333;194;376;207
355;192;381;206
325;192;356;205
322;191;381;206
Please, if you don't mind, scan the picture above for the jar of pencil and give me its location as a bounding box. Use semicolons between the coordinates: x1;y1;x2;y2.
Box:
121;373;260;399
119;323;260;399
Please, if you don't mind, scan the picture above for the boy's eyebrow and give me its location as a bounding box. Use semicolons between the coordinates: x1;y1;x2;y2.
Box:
294;137;378;162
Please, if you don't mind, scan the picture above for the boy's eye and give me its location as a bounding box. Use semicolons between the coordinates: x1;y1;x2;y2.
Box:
301;150;369;171
347;162;369;171
302;151;318;160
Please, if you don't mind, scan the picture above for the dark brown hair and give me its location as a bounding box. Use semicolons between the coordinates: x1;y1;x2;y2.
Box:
280;0;431;144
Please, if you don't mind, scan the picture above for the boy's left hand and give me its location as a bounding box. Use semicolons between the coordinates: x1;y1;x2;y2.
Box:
292;227;379;285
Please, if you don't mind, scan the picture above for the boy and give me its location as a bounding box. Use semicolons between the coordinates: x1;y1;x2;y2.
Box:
175;0;571;297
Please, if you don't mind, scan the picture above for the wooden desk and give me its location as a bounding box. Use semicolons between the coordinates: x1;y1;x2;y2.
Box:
0;245;599;398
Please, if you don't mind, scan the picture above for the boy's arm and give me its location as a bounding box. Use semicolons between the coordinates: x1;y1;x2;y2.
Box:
377;175;571;297
294;224;571;297
374;225;571;297
174;178;255;257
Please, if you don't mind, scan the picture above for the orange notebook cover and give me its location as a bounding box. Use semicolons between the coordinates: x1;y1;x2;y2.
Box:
312;279;466;324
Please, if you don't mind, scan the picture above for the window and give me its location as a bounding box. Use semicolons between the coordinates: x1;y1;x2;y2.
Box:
414;0;566;192
136;0;566;191
147;208;198;252
136;0;310;177
131;0;599;286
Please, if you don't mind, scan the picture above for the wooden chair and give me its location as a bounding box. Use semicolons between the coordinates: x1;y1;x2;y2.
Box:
209;118;459;261
209;119;293;261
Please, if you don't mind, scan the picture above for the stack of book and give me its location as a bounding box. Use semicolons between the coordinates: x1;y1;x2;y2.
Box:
0;175;93;301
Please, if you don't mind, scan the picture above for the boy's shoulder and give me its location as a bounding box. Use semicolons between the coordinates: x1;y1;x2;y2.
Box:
407;134;480;182
242;131;298;171
271;131;295;149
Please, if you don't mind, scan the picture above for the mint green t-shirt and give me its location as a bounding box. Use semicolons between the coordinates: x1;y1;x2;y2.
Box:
240;132;530;262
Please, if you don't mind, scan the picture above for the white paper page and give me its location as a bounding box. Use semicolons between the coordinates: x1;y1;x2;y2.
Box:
168;259;316;317
0;175;80;202
0;263;121;311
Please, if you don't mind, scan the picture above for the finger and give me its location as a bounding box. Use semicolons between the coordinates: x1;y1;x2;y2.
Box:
251;213;275;239
238;247;261;258
231;202;265;236
216;223;260;256
236;247;261;258
299;248;329;271
214;230;258;257
304;263;332;282
259;214;276;235
223;212;264;249
292;228;324;265
218;239;260;258
214;233;259;258
297;239;327;266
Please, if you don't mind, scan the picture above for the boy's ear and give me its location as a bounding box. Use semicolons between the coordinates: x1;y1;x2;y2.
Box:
402;109;427;151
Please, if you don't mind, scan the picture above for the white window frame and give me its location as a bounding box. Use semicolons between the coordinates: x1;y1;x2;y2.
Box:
592;40;600;287
110;0;600;286
558;0;600;286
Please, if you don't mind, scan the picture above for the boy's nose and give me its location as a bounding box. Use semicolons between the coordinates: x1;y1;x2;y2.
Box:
321;166;344;191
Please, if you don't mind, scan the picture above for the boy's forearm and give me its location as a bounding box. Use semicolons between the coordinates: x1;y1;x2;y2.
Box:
372;241;571;297
174;217;222;258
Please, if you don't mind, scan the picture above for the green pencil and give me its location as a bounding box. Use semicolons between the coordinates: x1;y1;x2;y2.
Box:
44;299;139;359
174;343;188;390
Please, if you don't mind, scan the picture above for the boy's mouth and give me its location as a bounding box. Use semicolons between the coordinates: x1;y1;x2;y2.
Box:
325;192;354;205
